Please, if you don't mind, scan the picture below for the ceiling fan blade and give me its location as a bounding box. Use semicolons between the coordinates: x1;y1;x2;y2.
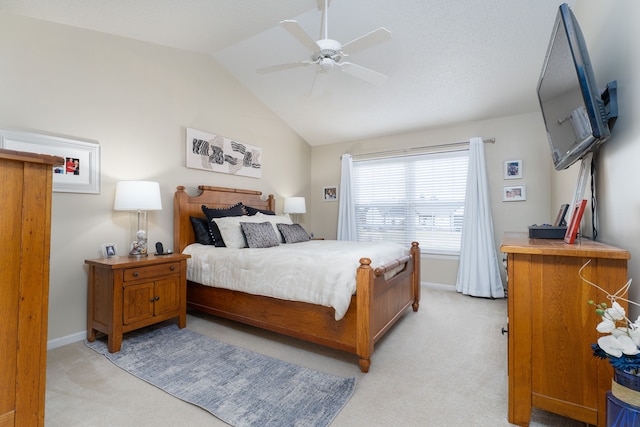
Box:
341;27;392;54
257;61;313;74
280;20;320;52
339;62;387;86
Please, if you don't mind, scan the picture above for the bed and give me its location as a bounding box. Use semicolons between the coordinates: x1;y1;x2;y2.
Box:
174;185;420;372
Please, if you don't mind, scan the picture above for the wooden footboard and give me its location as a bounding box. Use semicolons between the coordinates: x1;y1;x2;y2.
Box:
175;185;420;372
355;242;420;372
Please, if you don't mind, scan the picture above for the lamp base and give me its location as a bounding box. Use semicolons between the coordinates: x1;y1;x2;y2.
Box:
127;211;149;257
128;253;148;258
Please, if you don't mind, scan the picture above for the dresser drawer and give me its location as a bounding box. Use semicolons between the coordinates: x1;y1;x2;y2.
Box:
123;262;180;282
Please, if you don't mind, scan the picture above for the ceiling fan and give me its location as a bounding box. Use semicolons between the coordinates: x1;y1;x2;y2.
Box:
257;0;391;92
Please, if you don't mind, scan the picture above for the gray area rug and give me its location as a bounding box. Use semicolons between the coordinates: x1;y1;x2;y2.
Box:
85;324;356;427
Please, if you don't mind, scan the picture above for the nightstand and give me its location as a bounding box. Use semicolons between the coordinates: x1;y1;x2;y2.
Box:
85;253;190;352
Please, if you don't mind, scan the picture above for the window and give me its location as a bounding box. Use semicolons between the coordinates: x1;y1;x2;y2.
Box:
352;149;469;255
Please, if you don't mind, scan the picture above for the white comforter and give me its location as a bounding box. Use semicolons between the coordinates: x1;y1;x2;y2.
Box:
183;240;408;320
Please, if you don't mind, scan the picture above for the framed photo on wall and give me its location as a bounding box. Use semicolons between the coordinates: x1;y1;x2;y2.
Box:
322;186;338;201
0;129;101;194
504;160;523;179
502;185;526;202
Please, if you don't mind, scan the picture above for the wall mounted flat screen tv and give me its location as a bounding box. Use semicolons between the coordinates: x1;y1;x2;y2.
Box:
537;3;617;171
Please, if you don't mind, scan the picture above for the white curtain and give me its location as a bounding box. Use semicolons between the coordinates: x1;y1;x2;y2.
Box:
456;137;504;298
337;154;357;241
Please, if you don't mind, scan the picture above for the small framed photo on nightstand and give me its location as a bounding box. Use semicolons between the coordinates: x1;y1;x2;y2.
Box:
101;243;117;258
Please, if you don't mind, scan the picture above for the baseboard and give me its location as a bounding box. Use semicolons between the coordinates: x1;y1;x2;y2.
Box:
47;331;86;350
421;281;456;291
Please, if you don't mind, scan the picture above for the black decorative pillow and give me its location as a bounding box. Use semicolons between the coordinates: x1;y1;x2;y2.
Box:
277;223;310;244
190;216;214;245
240;222;280;248
202;203;245;247
243;205;275;216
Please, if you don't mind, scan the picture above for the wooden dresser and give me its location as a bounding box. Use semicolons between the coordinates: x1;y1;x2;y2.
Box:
501;232;630;427
0;149;62;427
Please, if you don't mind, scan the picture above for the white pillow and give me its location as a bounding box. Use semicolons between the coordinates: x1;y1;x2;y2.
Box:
214;213;292;249
214;215;263;249
254;212;292;241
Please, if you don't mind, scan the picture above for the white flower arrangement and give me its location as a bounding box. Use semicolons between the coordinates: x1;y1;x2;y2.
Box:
581;260;640;373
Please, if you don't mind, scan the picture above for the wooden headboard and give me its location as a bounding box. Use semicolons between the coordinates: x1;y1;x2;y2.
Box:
173;185;275;253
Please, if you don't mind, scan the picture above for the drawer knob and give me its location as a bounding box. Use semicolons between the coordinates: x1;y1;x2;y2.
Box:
170;266;175;271
133;272;139;277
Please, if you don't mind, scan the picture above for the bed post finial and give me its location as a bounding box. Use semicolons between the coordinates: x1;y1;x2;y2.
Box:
267;194;275;212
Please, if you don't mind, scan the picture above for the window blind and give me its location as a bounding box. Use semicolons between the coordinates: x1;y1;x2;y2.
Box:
352;149;469;255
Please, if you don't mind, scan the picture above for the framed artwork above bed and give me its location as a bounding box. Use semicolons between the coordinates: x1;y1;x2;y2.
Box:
186;127;262;178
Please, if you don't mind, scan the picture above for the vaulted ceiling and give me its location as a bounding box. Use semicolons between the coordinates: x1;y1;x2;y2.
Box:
0;0;576;145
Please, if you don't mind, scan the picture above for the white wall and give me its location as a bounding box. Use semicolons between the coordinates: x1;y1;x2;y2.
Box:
311;112;551;286
0;13;311;343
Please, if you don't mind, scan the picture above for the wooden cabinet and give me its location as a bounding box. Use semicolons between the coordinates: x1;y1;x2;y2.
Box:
0;149;62;427
85;254;190;353
501;232;630;427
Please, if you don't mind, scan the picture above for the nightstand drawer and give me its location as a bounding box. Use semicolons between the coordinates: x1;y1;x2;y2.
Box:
123;262;180;282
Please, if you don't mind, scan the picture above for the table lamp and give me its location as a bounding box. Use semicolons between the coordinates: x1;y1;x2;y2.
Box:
283;197;306;223
114;181;162;257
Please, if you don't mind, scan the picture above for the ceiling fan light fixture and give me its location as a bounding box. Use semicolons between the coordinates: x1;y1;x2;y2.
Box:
319;57;334;72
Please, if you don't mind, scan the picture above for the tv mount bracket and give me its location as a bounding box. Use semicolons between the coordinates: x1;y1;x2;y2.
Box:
602;80;618;130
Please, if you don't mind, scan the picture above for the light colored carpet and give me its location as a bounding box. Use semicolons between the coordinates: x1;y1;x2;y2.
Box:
85;324;355;427
45;287;590;426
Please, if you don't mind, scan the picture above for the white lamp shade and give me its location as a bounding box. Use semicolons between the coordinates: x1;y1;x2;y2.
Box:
114;181;162;211
283;197;306;214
